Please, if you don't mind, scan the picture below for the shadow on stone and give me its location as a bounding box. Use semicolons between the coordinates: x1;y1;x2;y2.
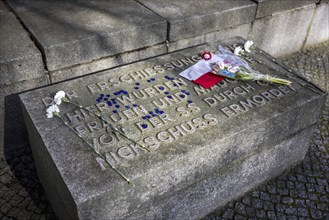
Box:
3;93;56;218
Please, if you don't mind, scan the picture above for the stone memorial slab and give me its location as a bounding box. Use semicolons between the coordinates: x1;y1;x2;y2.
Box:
20;37;326;219
7;0;167;71
139;0;256;41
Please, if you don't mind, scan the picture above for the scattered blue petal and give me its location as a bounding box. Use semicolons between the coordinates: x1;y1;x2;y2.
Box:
147;80;151;83
107;101;112;106
133;104;137;107
135;82;140;85
159;111;164;114
100;94;104;96
164;91;169;95
134;87;139;90
186;92;190;95
113;110;118;113
174;84;178;87
115;105;120;108
179;94;185;98
159;86;164;90
178;83;183;86
141;124;148;129
146;115;151;119
149;111;153;114
188;100;193;103
151;78;155;81
106;94;110;97
167;95;173;99
123;91;128;94
96;99;101;103
104;98;108;101
125;105;130;109
142;116;147;120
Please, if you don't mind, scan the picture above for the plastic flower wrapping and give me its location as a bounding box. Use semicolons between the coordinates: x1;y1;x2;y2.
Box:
210;44;292;86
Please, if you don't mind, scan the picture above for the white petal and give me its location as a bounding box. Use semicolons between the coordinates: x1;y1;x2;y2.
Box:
54;91;66;99
54;105;60;113
244;40;254;52
46;112;53;118
234;46;244;56
54;97;62;105
46;104;60;114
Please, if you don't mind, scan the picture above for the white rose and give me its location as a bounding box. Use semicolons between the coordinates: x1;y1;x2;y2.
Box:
54;91;66;105
244;40;254;52
234;46;244;56
46;104;60;118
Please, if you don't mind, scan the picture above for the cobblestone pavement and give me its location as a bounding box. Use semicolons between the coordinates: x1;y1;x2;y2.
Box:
1;42;329;219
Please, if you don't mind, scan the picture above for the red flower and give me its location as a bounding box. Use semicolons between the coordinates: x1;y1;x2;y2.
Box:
201;52;212;60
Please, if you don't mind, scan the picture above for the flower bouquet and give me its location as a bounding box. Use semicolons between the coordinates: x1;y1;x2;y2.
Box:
209;41;292;86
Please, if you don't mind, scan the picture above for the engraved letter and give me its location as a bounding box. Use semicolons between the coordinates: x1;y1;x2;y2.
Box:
42;97;54;107
204;97;217;107
221;107;236;118
241;83;255;93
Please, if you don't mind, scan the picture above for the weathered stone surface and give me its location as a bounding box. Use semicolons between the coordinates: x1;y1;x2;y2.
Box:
6;0;167;71
0;77;48;156
20;37;326;219
0;1;44;86
139;0;256;41
168;23;251;53
249;4;315;57
254;0;318;18
50;44;167;83
304;3;329;48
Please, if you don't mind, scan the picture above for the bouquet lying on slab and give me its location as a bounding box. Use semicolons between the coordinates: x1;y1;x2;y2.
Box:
179;40;291;89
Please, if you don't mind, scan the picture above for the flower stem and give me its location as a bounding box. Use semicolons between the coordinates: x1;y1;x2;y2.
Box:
64;99;150;152
54;113;133;185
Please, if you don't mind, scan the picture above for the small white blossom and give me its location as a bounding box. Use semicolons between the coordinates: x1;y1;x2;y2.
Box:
244;40;254;52
46;104;60;118
234;46;244;56
54;91;66;105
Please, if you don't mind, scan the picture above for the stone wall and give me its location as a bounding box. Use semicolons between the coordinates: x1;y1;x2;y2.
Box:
1;0;328;155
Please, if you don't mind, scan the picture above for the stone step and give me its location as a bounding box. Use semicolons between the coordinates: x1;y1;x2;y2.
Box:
19;37;327;219
6;0;167;72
